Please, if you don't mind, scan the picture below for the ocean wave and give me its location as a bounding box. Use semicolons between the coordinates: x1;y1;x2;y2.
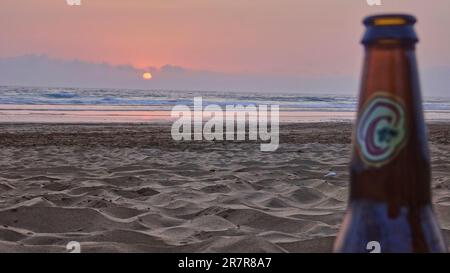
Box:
0;86;449;112
43;92;78;99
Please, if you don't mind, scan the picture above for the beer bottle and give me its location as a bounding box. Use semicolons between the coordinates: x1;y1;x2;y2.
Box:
334;14;448;253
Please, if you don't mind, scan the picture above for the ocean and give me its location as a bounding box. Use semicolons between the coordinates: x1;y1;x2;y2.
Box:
1;86;450;123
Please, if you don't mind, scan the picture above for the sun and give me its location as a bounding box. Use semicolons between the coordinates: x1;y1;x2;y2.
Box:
142;72;153;80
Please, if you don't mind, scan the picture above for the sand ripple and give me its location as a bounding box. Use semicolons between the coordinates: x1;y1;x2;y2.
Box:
0;123;448;252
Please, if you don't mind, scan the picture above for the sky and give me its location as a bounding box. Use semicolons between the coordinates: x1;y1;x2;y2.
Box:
1;0;450;96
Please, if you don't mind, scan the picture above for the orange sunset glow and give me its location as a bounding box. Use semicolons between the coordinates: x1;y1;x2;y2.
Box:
2;0;449;77
2;0;450;95
142;72;153;80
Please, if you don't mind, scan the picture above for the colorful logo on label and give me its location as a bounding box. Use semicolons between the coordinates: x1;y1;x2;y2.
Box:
357;93;406;166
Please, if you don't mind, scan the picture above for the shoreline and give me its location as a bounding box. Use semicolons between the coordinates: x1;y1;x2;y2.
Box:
1;121;450;147
2;104;450;124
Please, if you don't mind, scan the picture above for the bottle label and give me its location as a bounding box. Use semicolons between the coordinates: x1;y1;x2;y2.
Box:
356;92;407;167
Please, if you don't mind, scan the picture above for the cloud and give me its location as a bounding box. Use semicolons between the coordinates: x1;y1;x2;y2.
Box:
422;66;450;97
159;65;187;74
0;55;359;94
0;55;141;89
1;54;448;97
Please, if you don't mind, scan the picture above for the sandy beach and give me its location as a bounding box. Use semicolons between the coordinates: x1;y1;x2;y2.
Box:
0;122;449;253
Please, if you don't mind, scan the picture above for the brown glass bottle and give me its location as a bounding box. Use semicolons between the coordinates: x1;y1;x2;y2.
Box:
334;14;448;253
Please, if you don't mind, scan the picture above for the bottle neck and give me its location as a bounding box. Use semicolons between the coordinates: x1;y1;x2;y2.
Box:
350;41;431;208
